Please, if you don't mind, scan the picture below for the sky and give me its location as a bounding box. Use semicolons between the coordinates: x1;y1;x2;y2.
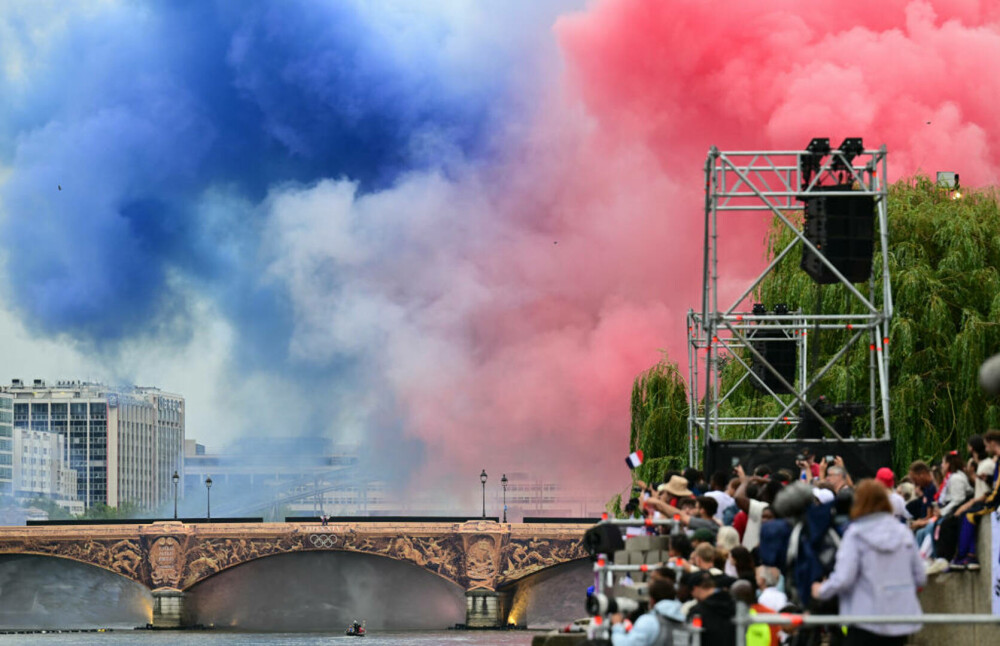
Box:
3;0;1000;509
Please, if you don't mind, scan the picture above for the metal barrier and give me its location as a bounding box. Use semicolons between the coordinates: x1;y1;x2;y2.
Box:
586;613;703;646
586;517;703;644
732;602;1000;646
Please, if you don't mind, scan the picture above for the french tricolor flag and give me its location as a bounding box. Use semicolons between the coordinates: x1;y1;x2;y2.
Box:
625;450;643;470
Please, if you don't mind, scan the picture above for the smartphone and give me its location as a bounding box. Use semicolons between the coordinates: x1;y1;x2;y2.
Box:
731;456;740;467
826;455;835;464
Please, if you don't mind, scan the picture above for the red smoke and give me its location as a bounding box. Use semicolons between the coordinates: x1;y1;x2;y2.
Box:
406;1;1000;503
556;0;1000;184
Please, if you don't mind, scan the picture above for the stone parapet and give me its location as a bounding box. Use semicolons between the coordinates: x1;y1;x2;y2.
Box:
914;519;999;645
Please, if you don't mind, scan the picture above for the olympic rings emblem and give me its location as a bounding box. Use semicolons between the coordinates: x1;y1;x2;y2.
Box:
309;534;339;549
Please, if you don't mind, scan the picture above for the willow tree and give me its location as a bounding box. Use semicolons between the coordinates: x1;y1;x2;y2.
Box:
609;360;689;514
719;177;1000;471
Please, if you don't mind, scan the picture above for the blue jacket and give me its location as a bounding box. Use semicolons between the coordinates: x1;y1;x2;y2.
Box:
610;599;685;646
758;501;843;606
816;512;926;636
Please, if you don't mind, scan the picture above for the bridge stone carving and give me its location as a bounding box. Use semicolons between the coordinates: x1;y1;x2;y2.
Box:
0;520;588;628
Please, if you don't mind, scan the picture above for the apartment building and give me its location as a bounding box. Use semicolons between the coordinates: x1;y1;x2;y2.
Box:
0;393;11;495
6;379;184;510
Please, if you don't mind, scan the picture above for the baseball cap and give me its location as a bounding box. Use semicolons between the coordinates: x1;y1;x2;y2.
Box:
875;467;895;489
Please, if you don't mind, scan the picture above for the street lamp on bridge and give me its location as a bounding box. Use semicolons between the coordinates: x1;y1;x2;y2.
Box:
172;471;179;519
205;476;213;521
501;474;508;523
480;469;487;519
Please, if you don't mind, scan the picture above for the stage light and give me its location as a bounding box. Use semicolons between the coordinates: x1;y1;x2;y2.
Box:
832;138;864;172
752;303;767;316
800;138;831;190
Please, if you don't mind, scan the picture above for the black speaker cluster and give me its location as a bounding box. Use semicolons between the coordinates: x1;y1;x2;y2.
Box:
800;184;876;284
749;303;796;394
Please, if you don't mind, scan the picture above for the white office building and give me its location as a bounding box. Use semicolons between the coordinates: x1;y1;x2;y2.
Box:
5;379;184;510
0;393;12;495
13;428;78;500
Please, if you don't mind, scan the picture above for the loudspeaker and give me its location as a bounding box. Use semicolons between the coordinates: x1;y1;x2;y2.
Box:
583;524;625;560
750;330;796;394
796;398;857;439
800;185;875;284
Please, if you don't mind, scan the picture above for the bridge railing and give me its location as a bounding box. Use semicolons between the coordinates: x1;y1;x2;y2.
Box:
731;602;1000;646
586;613;704;646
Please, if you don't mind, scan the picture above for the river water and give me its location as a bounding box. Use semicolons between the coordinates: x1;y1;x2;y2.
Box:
0;631;540;646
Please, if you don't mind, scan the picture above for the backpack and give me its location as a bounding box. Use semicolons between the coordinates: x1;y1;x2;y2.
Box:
722;503;739;527
652;611;678;646
784;502;843;605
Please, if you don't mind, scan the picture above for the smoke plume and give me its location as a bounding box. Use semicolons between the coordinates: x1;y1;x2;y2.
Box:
2;1;1000;504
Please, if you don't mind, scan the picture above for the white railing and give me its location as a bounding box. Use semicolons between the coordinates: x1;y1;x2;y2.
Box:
732;602;1000;646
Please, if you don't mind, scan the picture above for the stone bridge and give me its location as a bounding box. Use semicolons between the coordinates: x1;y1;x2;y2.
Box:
0;520;589;628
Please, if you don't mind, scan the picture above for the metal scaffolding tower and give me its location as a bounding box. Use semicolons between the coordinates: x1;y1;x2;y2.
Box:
687;144;892;468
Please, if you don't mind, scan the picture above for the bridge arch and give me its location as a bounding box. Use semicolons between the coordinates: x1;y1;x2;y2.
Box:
0;554;152;629
499;557;592;627
182;550;466;631
182;545;466;591
177;531;468;590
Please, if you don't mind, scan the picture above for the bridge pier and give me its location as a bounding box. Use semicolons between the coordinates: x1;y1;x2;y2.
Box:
151;588;187;628
465;589;511;628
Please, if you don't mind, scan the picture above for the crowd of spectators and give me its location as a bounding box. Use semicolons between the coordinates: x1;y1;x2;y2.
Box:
599;429;1000;646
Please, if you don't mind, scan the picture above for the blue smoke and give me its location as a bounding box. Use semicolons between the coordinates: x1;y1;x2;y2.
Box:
0;0;509;345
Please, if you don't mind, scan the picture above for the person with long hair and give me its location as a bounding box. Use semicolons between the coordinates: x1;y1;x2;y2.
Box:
938;451;973;518
811;480;925;645
950;430;1000;569
918;452;972;567
727;545;757;591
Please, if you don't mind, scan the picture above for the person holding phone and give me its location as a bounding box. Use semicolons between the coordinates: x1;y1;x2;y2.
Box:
704;470;736;524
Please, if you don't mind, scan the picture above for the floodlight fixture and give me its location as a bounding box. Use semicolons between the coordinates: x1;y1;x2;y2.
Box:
801;138;831;189
936;171;960;190
832;137;864;172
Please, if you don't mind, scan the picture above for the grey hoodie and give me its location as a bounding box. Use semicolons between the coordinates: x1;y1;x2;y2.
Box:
816;512;926;636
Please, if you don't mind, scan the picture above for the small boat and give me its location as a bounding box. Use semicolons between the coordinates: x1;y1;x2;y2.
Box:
345;620;366;637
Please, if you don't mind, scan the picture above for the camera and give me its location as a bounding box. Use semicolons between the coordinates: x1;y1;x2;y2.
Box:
586;593;641;617
826;455;836;464
795;454;805;462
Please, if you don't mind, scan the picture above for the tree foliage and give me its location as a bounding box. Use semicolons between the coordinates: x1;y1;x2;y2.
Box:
614;360;689;511
626;178;1000;480
80;501;145;520
25;497;73;521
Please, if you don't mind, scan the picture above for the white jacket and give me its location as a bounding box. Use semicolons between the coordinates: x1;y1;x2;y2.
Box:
939;470;972;517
